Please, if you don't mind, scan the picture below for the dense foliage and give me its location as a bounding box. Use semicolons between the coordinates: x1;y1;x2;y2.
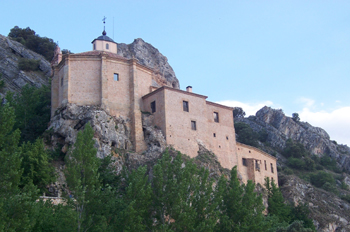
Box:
8;26;57;61
6;84;51;143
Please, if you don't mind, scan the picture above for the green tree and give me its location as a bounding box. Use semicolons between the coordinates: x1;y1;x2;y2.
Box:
283;139;308;158
8;26;57;61
234;122;259;147
0;103;40;231
292;113;300;122
64;123;101;232
20;138;55;192
152;151;218;231
265;177;291;223
216;167;266;232
6;84;51;143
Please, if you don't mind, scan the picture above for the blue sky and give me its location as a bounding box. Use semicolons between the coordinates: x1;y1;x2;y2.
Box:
1;0;349;145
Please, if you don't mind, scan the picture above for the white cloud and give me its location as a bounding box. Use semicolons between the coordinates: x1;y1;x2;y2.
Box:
296;97;315;108
299;106;350;146
216;100;274;116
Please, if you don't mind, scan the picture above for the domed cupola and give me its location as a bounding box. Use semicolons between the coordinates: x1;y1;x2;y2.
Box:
91;17;117;53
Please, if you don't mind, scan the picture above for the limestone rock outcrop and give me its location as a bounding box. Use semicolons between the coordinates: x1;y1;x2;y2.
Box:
237;106;350;173
0;34;51;97
279;174;350;232
117;38;179;89
49;103;132;159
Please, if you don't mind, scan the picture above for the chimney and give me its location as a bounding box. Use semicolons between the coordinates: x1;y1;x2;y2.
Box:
186;86;192;93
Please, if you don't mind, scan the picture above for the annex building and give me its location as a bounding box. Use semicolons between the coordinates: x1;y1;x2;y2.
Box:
51;30;277;185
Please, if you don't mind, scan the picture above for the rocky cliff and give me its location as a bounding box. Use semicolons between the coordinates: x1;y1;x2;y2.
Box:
0;34;51;98
237;106;350;231
117;38;179;89
237;106;350;173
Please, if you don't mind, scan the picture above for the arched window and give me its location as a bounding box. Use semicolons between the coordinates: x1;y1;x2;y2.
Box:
106;43;109;49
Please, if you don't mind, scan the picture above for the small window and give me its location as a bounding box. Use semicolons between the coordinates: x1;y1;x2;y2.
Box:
255;160;260;171
191;121;196;130
226;136;229;140
264;160;267;170
242;158;247;166
93;44;96;50
61;77;63;86
114;73;119;81
151;101;156;113
214;112;219;123
213;133;216;137
271;163;274;173
106;43;109;49
183;101;189;112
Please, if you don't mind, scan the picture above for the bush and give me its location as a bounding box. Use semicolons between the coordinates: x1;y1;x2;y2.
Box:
18;58;40;71
310;171;335;188
287;157;305;170
341;194;350;203
303;157;315;171
283;139;309;158
322;182;338;193
9;26;57;61
283;168;294;175
320;155;341;173
234;122;259;147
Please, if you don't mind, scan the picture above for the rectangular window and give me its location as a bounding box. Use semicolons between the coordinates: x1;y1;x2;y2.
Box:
264;160;267;170
93;44;96;50
271;163;274;173
106;43;109;49
183;101;189;112
114;73;119;81
255;160;260;171
214;112;219;123
191;121;196;130
151;101;156;113
242;158;247;166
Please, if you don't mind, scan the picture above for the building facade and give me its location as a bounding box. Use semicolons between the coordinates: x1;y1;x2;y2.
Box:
51;31;277;185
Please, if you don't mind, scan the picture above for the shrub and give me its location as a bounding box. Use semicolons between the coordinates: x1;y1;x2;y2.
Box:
234;122;259;147
341;194;350;203
310;171;335;188
304;157;316;171
18;58;40;71
322;182;338;193
283;139;308;158
287;157;305;170
283;168;294;175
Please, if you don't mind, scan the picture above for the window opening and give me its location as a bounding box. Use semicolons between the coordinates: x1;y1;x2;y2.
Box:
255;160;260;171
106;43;109;49
114;73;119;81
242;158;247;166
151;101;156;113
226;136;229;140
214;112;219;122
264;160;267;170
191;121;196;130
183;101;189;112
213;133;216;137
271;163;274;173
61;77;64;86
93;44;96;50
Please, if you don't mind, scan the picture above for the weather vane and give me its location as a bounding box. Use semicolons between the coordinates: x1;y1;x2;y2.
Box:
102;16;107;35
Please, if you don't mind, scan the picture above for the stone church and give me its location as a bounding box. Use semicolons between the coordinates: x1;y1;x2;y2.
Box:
51;29;277;185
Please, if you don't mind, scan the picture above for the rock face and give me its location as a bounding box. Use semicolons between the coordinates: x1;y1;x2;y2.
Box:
237;106;350;173
0;34;51;97
117;38;179;89
279;174;350;232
